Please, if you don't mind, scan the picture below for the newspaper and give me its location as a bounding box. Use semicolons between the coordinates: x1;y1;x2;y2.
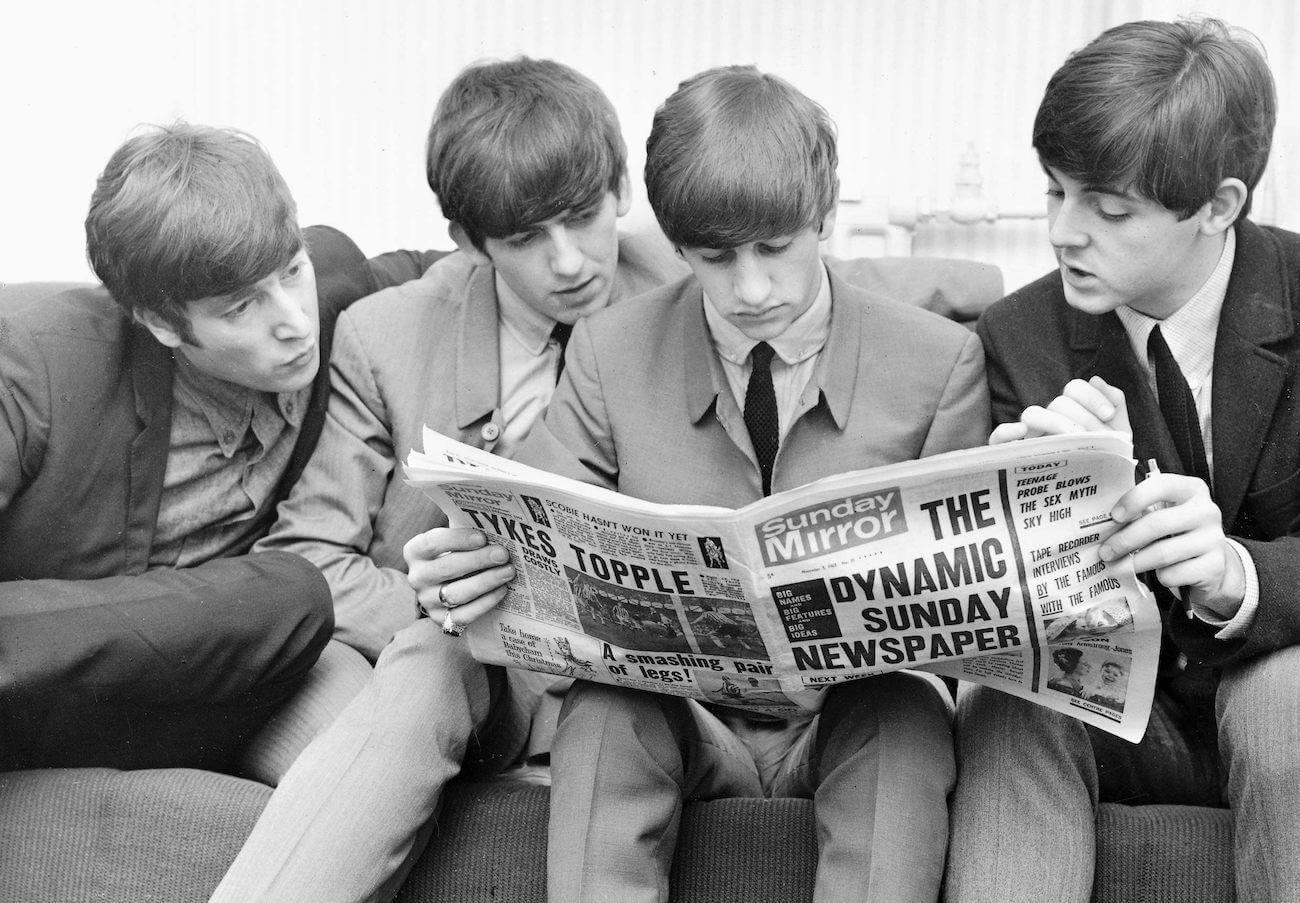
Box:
405;430;1158;741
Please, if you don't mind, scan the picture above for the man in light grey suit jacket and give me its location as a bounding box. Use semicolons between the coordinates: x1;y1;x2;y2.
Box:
411;64;990;903
210;57;683;903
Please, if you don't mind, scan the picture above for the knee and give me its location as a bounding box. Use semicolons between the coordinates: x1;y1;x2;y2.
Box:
819;673;955;777
954;683;1088;772
1219;647;1300;718
1219;648;1300;776
258;554;335;683
379;618;482;685
824;671;951;729
556;683;690;759
955;681;1055;736
558;682;672;730
363;621;496;724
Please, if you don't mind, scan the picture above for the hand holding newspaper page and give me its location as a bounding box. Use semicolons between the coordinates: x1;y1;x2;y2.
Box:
405;429;1159;740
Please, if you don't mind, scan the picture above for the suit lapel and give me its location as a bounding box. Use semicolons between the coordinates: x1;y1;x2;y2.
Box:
681;283;748;451
1209;223;1293;526
806;268;863;430
454;265;505;448
127;321;175;570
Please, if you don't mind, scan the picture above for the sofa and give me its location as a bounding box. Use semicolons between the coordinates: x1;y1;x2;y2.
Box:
0;234;1233;902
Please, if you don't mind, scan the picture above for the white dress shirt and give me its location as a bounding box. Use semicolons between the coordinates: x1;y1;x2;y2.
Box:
703;263;833;438
1114;228;1258;637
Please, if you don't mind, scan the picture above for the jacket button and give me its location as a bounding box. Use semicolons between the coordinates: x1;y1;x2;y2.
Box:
481;422;501;442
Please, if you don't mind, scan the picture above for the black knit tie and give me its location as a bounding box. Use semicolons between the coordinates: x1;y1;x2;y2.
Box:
1149;325;1211;488
551;321;573;382
744;342;779;496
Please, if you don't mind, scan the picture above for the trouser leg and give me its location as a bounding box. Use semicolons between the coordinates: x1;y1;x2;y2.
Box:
1218;646;1300;903
945;683;1097;903
210;618;527;903
774;672;954;903
546;684;760;903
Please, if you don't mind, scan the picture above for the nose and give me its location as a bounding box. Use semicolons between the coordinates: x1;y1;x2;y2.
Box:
268;284;314;341
731;255;771;308
1048;198;1087;250
548;225;584;278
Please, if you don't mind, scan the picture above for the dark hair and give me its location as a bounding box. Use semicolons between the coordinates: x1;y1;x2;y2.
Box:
425;57;626;250
1034;17;1276;219
1052;647;1084;670
645;65;838;249
85;122;301;341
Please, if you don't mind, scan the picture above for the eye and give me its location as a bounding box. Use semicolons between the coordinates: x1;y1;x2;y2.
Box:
1044;187;1065;200
1096;207;1131;223
758;242;792;256
506;231;539;248
699;249;734;265
567;205;600;226
222;296;257;320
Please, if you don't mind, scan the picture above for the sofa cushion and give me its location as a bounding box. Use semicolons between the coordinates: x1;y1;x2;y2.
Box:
0;774;1234;903
1094;803;1234;903
398;782;817;903
0;767;269;903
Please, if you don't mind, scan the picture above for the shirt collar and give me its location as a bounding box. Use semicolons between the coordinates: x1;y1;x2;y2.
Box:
1115;226;1234;386
496;272;559;354
172;354;305;458
703;263;832;365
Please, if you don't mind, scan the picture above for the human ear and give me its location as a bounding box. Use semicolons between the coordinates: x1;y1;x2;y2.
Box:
615;172;632;217
449;222;491;266
817;181;841;241
135;308;186;349
817;206;839;242
1200;178;1248;236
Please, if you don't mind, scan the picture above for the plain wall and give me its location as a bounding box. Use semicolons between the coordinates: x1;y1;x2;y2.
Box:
3;0;1296;292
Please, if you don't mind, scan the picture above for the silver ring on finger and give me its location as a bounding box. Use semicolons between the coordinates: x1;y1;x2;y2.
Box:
442;610;464;638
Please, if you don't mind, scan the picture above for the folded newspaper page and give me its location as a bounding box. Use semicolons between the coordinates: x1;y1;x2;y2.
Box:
406;430;1158;741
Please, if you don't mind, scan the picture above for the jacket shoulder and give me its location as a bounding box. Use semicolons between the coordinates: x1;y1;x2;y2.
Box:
583;273;696;338
979;270;1070;336
614;231;690;298
341;252;477;331
0;283;128;344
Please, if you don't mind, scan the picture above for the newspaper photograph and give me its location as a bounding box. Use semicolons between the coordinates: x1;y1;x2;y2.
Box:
405;429;1159;740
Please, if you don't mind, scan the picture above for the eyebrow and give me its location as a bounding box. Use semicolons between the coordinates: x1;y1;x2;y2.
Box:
1042;165;1139;202
1082;183;1138;202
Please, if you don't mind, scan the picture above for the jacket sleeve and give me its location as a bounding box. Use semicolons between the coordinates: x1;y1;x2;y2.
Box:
1169;535;1300;667
256;311;427;660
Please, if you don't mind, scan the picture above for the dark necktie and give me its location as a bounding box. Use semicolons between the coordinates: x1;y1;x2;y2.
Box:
744;342;779;496
551;321;573;382
1148;325;1212;488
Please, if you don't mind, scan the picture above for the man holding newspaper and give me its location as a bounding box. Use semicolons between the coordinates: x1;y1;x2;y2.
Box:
946;18;1300;903
411;65;989;903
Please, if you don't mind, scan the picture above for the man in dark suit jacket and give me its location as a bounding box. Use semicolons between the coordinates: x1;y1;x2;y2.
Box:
0;123;374;774
946;19;1300;903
